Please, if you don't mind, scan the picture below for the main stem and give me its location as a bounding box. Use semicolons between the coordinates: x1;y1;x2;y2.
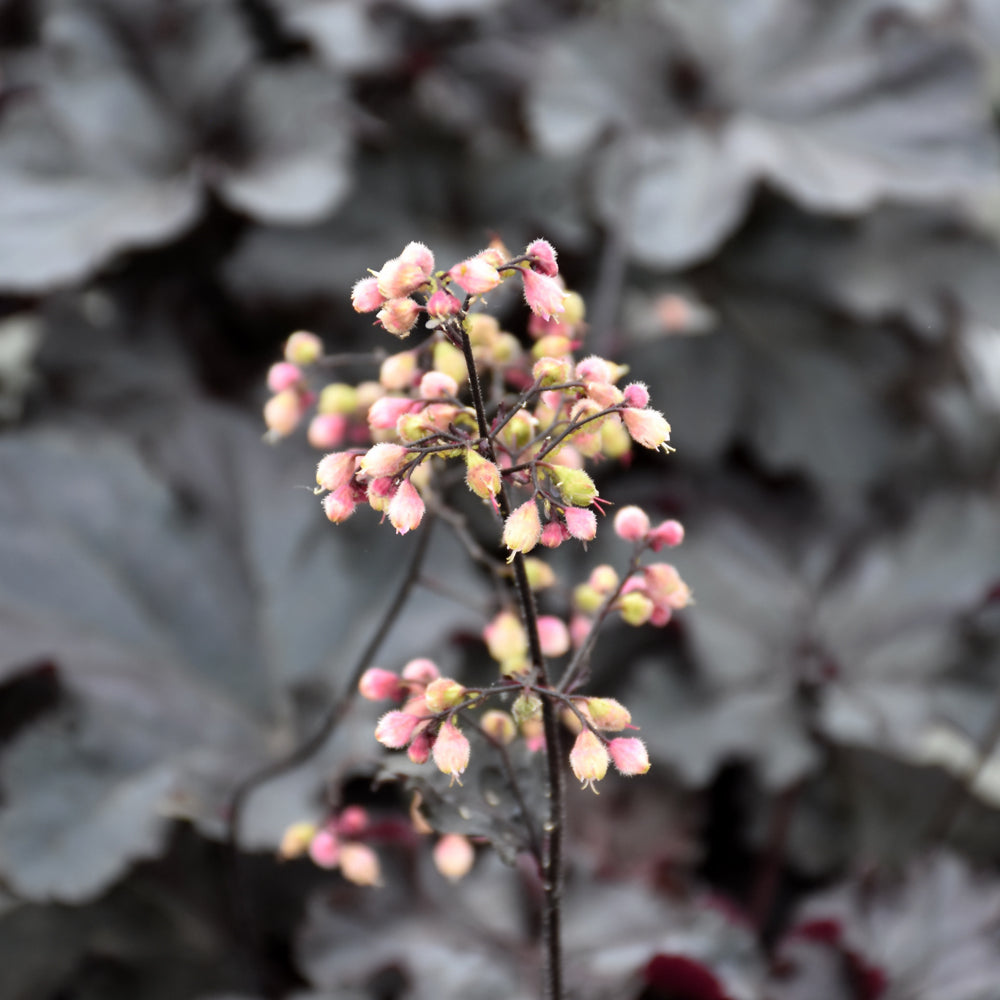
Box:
457;325;565;1000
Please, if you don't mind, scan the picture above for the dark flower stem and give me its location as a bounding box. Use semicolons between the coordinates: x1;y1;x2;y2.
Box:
455;322;565;1000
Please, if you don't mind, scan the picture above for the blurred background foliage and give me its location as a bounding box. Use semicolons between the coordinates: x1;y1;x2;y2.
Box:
2;0;1000;998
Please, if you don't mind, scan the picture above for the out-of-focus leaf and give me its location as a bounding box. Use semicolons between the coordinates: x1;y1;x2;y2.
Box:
790;853;1000;1000
528;0;998;268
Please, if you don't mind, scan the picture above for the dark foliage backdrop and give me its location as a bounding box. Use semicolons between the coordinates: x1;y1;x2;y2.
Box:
2;1;1000;998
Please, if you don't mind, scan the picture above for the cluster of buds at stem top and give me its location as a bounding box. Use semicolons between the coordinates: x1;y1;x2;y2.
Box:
566;697;650;792
278;805;383;886
359;658;473;785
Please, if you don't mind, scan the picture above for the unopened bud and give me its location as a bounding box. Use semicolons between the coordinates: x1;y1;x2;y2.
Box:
432;720;471;784
434;833;475;882
481;710;517;745
608;737;650;775
339;842;382;886
569;729;609;792
424;677;467;713
285;331;323;366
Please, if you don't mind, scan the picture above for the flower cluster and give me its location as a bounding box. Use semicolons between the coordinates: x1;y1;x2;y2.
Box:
262;239;673;560
279;806;382;886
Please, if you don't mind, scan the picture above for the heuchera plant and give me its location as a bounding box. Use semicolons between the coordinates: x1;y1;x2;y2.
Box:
263;238;690;998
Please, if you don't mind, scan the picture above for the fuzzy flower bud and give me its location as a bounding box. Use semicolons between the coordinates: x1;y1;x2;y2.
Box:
267;362;303;394
322;485;358;523
316;451;357;493
360;442;411;478
481;710;517;745
549;466;599;507
352;276;384;313
308;829;340;868
563;506;597;542
570;729;609;792
503;499;542;558
424;677;467;713
408;730;432;764
521;269;566;321
608;737;650;775
643;563;692;610
388;480;425;534
585;698;632;731
359;667;405;701
339;842;382;887
264;389;304;438
336;806;369;838
540;520;571;548
318;382;358;415
367;395;415;431
433;720;471;784
419;371;459;399
532;355;573;387
512;691;543;726
623;407;672;451
575;355;614;384
402;658;440;687
619;590;655;626
284;331;323;366
400;240;435;273
525;238;559;277
449;256;501;295
537;615;571;657
376;710;422;749
308;413;348;449
484;611;529;673
456;454;496;504
622;381;650;409
524;557;556;590
614;505;651;542
649;519;685;550
426;288;462;320
434;833;475;882
377;297;421;338
380;351;417;391
377;254;431;299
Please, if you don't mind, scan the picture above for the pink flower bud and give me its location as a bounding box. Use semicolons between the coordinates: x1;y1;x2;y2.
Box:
376;710;422;749
522;269;566;321
388;480;425;534
585;381;623;408
322;485;358;523
532;356;573;386
359;667;405;701
379;351;418;391
569;729;609;792
589;565;619;594
264;389;304;438
575;355;613;384
339;842;382;886
316;451;358;493
367;395;415;431
308;413;348;449
352;276;384;313
426;288;462;320
419;371;459;399
377;297;421;338
623;407;672;451
481;710;517;745
400;240;435;273
619;591;655;626
569;613;592;648
465;451;502;500
643;563;692;610
622;381;649;409
284;331;323;366
608;737;650;775
360;442;411;478
366;476;395;512
563;506;597;542
525;238;558;277
335;806;368;837
402;658;440;687
433;720;471;784
537;615;571;657
649;519;685;550
377;256;431;299
540;520;571;548
408;730;432;764
484;611;528;670
424;677;467;713
503;499;542;558
614;505;651;542
268;361;303;393
309;829;341;868
449;256;501;295
585;697;632;731
434;833;475;882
